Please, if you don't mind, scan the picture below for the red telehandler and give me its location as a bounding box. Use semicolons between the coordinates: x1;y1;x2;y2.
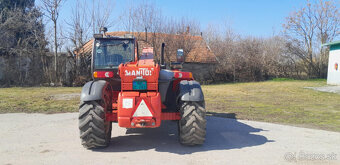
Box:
78;29;206;149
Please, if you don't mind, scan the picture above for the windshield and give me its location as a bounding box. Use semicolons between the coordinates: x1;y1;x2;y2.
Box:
93;39;134;69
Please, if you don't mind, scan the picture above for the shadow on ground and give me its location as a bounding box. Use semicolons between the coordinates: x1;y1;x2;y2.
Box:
95;114;272;155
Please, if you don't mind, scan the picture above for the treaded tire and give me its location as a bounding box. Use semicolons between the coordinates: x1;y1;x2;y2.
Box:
178;101;206;145
79;101;112;149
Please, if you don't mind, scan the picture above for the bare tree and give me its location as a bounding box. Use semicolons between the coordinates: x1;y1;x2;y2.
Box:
134;2;162;34
119;2;135;32
136;2;163;59
66;0;91;49
119;1;165;60
41;0;64;81
161;17;201;63
64;0;93;86
119;1;162;33
203;23;241;81
283;0;339;78
90;0;114;33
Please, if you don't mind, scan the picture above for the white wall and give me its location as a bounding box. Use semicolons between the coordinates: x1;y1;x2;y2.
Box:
327;48;340;85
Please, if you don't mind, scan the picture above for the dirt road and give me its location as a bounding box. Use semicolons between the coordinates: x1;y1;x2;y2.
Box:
0;113;339;165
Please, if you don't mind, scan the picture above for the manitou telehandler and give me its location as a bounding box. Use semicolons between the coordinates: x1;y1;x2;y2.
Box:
78;29;206;149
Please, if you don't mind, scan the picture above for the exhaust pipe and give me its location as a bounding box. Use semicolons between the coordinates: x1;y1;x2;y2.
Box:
160;43;165;68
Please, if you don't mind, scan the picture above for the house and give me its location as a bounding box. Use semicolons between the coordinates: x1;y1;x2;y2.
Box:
75;31;217;83
323;41;340;85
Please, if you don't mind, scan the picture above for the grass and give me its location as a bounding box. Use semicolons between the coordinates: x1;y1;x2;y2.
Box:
0;87;81;113
203;79;340;132
0;79;339;132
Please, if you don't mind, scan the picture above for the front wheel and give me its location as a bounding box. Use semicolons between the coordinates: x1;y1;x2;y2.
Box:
178;101;207;145
78;101;112;149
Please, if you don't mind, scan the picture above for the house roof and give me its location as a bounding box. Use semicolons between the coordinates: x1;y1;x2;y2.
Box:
75;31;217;64
322;40;340;47
322;40;340;51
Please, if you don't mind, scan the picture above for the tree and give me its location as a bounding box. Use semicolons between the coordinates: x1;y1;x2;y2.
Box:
117;1;203;63
283;0;339;78
0;0;34;11
0;2;47;85
165;19;200;63
66;0;91;49
65;0;93;86
41;0;63;81
90;0;114;33
132;1;163;59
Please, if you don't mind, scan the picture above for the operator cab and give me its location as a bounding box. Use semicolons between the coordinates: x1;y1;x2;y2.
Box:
91;34;137;90
91;34;137;72
93;38;135;70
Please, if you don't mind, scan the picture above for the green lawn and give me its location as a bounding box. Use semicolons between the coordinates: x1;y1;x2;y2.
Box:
203;79;340;132
0;87;81;113
0;79;339;131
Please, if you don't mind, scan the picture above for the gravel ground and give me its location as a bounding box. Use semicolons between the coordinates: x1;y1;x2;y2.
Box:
305;86;340;94
0;113;339;165
50;93;81;100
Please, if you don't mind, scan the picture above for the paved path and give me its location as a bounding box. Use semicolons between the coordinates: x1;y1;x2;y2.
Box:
0;113;339;165
305;86;340;94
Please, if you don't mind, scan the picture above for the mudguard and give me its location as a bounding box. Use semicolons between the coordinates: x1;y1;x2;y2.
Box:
178;80;204;102
80;80;107;102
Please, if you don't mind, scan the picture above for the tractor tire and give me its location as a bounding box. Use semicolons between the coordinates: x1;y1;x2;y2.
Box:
178;101;206;145
78;101;112;149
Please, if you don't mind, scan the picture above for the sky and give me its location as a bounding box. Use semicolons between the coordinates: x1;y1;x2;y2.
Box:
36;0;308;39
150;0;306;37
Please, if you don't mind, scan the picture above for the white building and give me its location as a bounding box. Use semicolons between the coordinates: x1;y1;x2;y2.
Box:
323;41;340;85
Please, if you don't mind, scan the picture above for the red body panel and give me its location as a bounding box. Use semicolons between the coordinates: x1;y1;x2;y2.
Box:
161;112;181;120
104;47;194;127
117;92;162;128
114;49;163;128
119;64;160;91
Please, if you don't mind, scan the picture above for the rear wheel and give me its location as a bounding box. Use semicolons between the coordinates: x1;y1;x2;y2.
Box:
79;101;112;149
178;101;206;145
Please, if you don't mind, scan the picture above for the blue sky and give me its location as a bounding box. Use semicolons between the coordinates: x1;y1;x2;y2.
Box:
37;0;308;38
153;0;306;37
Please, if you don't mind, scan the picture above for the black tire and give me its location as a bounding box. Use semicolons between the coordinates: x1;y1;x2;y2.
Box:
178;101;206;145
79;101;112;149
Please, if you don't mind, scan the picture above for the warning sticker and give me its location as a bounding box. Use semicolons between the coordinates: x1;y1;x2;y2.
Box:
133;100;152;117
123;98;133;109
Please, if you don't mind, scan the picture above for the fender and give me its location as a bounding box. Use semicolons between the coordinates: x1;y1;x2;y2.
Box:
80;80;108;102
177;80;204;102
